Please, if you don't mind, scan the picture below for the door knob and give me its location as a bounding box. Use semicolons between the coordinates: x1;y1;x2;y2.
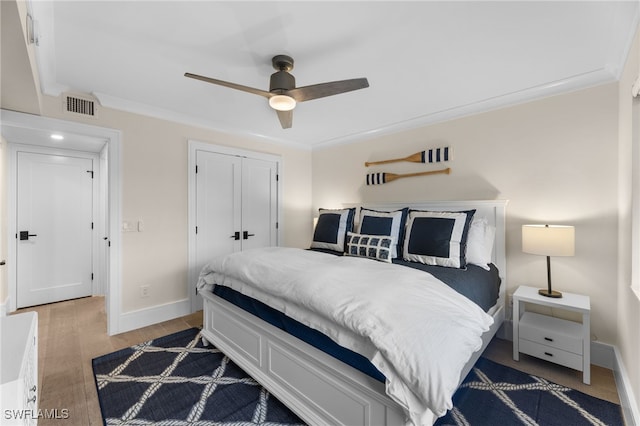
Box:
230;232;240;240
19;231;38;241
243;231;255;240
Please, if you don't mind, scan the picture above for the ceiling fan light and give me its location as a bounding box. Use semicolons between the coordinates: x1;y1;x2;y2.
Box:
269;95;296;111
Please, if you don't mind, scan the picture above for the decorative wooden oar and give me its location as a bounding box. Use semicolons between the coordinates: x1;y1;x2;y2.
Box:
366;168;450;185
365;146;450;167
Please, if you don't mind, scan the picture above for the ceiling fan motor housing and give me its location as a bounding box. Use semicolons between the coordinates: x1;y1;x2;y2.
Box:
270;71;295;93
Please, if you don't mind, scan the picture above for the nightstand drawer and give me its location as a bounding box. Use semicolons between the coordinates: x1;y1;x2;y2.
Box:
519;312;583;355
518;339;583;371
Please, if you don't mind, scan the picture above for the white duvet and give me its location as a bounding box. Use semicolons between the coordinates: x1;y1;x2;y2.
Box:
197;247;493;424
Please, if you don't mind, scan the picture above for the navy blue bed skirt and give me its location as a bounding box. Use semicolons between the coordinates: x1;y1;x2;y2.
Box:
212;285;386;382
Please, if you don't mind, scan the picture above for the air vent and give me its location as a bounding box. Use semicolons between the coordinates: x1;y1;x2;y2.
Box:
62;93;99;119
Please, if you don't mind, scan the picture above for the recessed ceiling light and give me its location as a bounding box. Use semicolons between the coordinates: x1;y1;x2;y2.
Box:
50;134;64;140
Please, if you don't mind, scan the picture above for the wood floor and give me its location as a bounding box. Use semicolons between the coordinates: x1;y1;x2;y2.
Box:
15;295;620;425
17;296;201;426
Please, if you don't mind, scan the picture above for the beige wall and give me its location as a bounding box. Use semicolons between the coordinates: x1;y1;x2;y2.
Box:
38;95;313;313
313;83;620;346
617;22;640;416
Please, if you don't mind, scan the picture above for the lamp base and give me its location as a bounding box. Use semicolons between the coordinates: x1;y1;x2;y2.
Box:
539;289;562;298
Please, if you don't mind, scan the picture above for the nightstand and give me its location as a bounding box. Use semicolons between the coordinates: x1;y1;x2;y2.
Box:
512;285;591;384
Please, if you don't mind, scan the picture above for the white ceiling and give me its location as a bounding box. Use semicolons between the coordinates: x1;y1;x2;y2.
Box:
30;1;639;149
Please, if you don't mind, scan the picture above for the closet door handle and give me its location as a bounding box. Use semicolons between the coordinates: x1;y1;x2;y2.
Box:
243;231;255;240
230;232;240;240
19;231;38;241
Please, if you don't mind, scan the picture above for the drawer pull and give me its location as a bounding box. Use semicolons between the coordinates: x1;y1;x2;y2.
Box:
27;395;36;404
30;385;37;393
544;337;554;342
544;352;554;357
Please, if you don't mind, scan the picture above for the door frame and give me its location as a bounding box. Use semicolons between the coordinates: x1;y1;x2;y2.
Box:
1;110;122;335
187;140;283;313
14;147;100;308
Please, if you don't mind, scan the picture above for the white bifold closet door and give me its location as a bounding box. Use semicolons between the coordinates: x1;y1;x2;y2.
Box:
194;150;278;308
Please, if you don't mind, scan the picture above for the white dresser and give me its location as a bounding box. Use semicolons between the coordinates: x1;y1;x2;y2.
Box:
1;312;38;425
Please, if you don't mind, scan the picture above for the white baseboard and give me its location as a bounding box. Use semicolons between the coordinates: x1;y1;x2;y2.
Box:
118;298;192;335
591;340;616;369
502;318;639;425
613;346;640;426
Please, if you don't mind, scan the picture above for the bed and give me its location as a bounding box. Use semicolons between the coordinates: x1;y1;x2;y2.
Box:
197;200;507;425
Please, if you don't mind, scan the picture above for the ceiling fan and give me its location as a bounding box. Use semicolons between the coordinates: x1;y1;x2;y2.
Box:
185;54;369;129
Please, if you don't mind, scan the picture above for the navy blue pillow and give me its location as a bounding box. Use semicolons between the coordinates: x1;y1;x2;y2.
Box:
407;217;455;257
360;216;393;235
314;213;343;244
310;208;356;253
403;209;475;268
358;208;408;258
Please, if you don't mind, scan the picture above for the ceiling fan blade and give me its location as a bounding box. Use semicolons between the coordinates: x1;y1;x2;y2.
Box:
287;78;369;102
276;110;293;129
185;72;272;98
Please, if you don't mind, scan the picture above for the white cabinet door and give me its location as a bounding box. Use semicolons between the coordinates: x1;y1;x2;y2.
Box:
194;150;278;310
195;150;242;267
241;157;278;250
16;152;93;308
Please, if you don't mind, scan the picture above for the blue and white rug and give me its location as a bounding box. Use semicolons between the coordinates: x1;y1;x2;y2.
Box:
93;328;624;426
92;327;304;425
435;357;624;426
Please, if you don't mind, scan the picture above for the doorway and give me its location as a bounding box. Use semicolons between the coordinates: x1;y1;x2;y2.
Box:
16;150;96;308
1;109;122;335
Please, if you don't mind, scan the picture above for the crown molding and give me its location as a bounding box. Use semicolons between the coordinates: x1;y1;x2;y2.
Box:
311;67;617;150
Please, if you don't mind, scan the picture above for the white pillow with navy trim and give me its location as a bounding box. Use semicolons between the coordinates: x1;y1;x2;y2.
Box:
311;208;354;252
357;208;407;258
403;210;475;268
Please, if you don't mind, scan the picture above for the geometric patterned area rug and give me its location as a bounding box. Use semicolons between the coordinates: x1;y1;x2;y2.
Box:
435;357;625;426
92;327;304;425
94;327;624;426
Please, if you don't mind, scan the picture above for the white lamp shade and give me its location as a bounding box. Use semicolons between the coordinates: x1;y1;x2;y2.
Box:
522;224;575;257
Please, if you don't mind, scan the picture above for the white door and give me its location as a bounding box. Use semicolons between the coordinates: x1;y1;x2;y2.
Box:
194;151;278;310
16;152;94;308
241;157;278;250
195;150;242;273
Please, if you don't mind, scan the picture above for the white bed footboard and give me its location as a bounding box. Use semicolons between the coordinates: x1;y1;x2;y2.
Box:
200;289;410;425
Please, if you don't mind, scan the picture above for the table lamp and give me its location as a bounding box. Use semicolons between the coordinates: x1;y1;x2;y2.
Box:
522;224;575;298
